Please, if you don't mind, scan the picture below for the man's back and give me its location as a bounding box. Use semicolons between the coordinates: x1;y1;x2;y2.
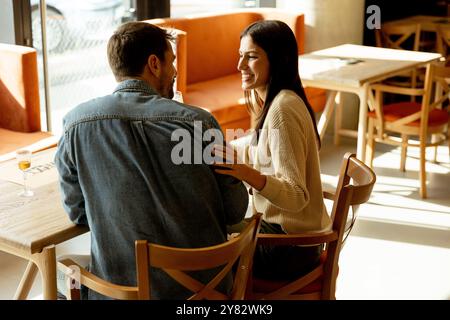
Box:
55;80;248;299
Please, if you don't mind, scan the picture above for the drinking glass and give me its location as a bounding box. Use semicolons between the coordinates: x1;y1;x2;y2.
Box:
16;150;34;197
173;90;184;103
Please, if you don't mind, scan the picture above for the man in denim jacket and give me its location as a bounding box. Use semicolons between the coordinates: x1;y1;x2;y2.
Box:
54;22;248;299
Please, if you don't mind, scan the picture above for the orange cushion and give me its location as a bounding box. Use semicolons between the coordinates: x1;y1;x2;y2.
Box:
153;12;262;84
305;87;327;113
186;74;327;131
147;11;325;127
186;73;249;130
0;44;41;132
0;128;58;162
368;101;449;127
149;11;305;85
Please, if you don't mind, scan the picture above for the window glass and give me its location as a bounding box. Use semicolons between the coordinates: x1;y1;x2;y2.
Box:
171;0;256;17
31;1;130;134
32;1;260;134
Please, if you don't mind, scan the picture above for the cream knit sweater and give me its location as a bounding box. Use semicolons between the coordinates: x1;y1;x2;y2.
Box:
236;89;331;234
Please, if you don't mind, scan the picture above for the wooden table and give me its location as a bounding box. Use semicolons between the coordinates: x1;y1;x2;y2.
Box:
298;44;441;161
0;148;88;299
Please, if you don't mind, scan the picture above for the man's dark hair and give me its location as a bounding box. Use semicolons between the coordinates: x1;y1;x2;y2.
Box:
107;22;174;80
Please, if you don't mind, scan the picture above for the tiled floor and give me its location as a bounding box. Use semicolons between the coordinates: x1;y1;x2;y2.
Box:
0;135;449;300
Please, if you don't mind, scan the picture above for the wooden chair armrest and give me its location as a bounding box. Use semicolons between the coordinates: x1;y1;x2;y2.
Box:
369;83;424;96
257;230;338;246
57;259;138;300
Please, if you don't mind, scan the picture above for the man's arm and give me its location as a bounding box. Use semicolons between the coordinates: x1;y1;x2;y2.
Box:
54;133;88;226
204;117;249;225
216;174;249;225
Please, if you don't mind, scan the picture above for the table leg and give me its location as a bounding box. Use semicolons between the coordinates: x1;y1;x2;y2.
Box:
317;90;337;140
356;84;369;161
334;92;343;146
13;260;38;300
31;245;57;300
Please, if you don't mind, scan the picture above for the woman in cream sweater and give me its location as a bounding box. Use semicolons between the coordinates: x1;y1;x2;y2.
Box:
212;20;331;280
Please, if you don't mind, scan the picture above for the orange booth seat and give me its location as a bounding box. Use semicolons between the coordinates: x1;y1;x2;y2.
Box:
146;9;326;132
0;43;57;162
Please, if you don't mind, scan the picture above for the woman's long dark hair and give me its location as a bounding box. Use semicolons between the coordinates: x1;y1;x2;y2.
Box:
241;20;321;149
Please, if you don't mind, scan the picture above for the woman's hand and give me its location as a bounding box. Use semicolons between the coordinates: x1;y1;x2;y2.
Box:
211;143;266;191
211;143;249;181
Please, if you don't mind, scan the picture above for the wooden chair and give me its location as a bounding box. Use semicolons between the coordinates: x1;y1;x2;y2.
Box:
375;23;421;51
57;213;262;300
365;63;450;199
245;153;376;300
375;23;422;89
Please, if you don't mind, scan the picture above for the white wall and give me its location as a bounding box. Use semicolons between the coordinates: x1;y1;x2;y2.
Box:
277;0;366;131
277;0;365;52
0;0;15;44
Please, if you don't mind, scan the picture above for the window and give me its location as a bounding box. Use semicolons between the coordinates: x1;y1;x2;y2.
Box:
31;1;129;134
19;0;270;135
170;0;256;17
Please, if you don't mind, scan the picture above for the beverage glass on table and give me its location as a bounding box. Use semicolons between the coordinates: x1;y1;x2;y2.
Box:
16;149;34;197
173;90;184;103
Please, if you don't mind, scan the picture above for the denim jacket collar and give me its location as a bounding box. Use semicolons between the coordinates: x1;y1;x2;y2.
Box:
113;79;159;96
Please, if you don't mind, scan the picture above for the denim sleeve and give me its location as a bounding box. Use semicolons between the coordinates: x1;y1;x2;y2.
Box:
54;133;88;226
204;117;249;225
217;174;249;225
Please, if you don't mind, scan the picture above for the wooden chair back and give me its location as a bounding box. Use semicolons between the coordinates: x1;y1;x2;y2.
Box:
375;23;421;51
246;153;376;300
375;23;423;91
58;213;262;300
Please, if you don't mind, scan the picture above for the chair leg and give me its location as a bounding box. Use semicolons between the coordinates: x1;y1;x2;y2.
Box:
365;118;375;168
410;69;417;103
431;134;438;163
14;261;38;300
419;142;427;199
400;134;408;172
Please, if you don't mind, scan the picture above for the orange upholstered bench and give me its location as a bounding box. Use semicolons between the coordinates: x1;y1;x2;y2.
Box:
147;9;326;131
0;44;57;162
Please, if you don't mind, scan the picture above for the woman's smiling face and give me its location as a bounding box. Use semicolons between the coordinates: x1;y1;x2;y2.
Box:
237;35;270;97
